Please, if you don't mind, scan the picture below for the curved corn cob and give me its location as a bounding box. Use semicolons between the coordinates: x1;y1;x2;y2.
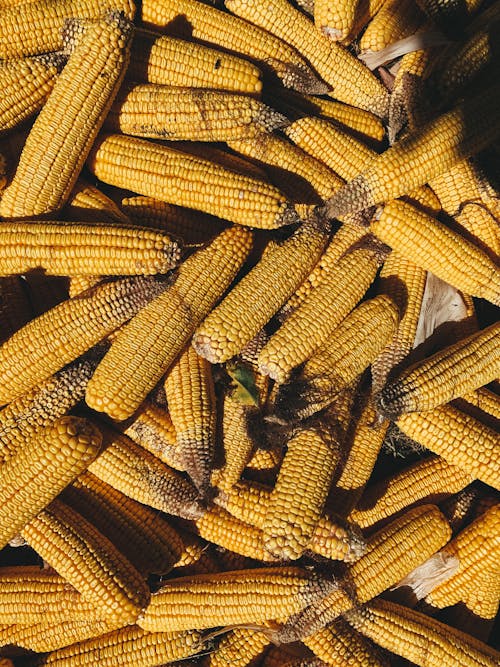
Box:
21;498;150;625
0;12;133;219
225;0;389;117
345;598;500;667
127;29;262;94
0;416;101;550
88;133;298;230
0;221;181;277
64;179;131;224
192;220;328;364
370;200;500;305
85;226;253;420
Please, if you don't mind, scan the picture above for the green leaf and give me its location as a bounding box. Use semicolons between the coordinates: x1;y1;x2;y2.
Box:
226;361;260;406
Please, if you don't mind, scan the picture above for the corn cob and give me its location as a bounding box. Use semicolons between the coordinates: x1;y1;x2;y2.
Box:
277;504;451;642
85;226;252;420
64;178;131;225
325;81;500;218
0;53;65;134
259;236;386;384
0;416;101;550
107;84;287;142
21;498;150;625
378;322;500;419
0;275;32;345
345;598;500;667
225;0;389;117
127;29;262;94
458;387;500;422
27;626;202;667
192;219;328;364
359;0;424;55
0;221;181;277
141;0;326;94
300;94;385;142
138;566;335;632
88;133;297;229
396;404;500;490
0;13;133;220
263;425;341;560
87;426;204;520
0;276;166;406
351;456;473;530
63;472;185;576
207;627;270;667
275;295;400;422
370;200;500;305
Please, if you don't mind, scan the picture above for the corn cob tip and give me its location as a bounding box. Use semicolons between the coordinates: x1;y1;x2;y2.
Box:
274;61;331;96
323;175;372;219
34;51;68;72
343;521;367;563
62;10;134;55
278;203;303;227
272;377;325;423
375;382;409;420
255;105;290;132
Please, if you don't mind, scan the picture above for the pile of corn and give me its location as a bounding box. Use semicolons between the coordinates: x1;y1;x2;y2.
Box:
0;0;499;664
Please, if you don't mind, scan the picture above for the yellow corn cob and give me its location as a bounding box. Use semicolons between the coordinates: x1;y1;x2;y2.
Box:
371;252;427;395
277;504;451;642
225;0;389;116
121;401;182;470
63;472;185;576
107;84;287;141
85;226;253;420
258;236;386;384
87;426;204;520
304;618;390;667
425;504;500;616
345;599;500;667
192;220;328;364
459;387;500;421
0;275;32;345
0;52;65;133
0;0;135;59
378;322;500;418
138;566;335;632
207;627;270;667
396;404;500;490
0;276;166;405
370;200;500;305
88;133;297;230
64;178;131;225
141;0;326;94
68;276;102;298
28;626;202;666
0;416;101;550
351;456;473;530
302;94;385;142
275;295;400;422
21;498;150;625
0;221;181;277
453;204;500;256
314;0;386;42
0;13;133;220
0;351;101;462
127;29;262;94
325;81;500;218
359;0;424;55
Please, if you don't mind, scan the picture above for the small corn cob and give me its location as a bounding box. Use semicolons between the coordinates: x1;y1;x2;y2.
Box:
396;404;500;490
87;426;204;520
377;322;500;418
275;295;400;422
225;0;389;117
277;504;451;642
0;221;181;277
127;29;262;94
0;13;133;220
138;566;335;632
0;416;101;550
263;425;341;560
141;0;326;93
107;84;287;141
351;456;473;530
0;275;166;405
192;219;328;364
359;0;424;55
207;627;270;667
324;81;500;218
300;94;385;142
371;252;427;395
458;387;500;422
345;598;500;667
85;226;253;420
0;53;65;133
258;236;386;383
370;200;500;305
27;626;202;667
0;0;135;59
63;472;185;576
314;0;387;42
0;275;32;345
64;178;131;225
21;498;151;625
